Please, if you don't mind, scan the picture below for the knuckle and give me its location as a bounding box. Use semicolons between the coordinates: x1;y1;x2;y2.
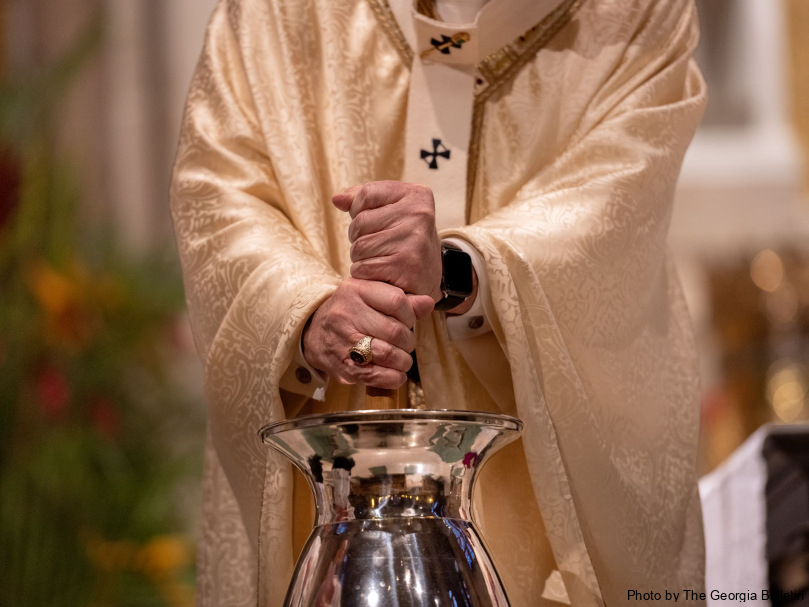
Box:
339;278;358;300
395;277;416;297
350;240;366;263
352;234;373;259
375;341;394;367
377;322;396;346
379;180;399;196
415;205;435;223
377;337;393;356
389;288;408;312
411;183;430;197
390;323;410;349
358;183;374;203
392;346;411;373
345;360;369;380
349;214;365;240
374;341;409;373
351;261;381;282
413;185;435;208
357;366;384;387
349;261;369;279
335;279;352;297
336;366;357;385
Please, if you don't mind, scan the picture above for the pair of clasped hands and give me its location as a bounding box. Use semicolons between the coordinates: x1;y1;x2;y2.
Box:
302;181;456;390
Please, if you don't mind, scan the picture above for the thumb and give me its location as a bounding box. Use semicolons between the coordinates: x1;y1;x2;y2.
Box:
408;294;435;320
332;185;362;212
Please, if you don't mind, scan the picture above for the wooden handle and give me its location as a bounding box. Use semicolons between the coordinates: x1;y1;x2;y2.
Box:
365;386;397;410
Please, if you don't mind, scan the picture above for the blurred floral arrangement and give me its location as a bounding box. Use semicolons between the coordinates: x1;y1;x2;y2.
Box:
0;19;203;607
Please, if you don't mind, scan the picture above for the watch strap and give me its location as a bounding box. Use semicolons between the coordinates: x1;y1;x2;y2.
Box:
435;292;468;311
435;241;473;311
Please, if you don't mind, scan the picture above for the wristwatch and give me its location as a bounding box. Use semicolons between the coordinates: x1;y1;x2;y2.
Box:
435;241;474;311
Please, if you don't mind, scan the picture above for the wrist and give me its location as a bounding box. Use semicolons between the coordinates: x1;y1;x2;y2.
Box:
301;311;323;372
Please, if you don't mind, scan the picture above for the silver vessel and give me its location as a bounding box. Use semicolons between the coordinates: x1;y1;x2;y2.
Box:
259;409;522;607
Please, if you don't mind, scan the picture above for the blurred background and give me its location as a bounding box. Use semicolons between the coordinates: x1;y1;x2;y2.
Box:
1;0;215;605
0;0;807;605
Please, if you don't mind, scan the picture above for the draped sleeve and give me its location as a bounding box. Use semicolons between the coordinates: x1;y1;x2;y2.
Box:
170;0;341;544
443;1;708;603
170;0;414;602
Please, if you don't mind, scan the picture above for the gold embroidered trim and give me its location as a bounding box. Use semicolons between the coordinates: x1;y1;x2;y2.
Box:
466;0;583;208
476;0;582;101
416;0;441;21
365;0;584;213
366;0;413;65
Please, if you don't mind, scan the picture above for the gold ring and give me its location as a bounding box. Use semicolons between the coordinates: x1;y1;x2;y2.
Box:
349;336;373;366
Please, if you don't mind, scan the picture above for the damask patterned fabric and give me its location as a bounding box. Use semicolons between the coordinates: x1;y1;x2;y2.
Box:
170;0;708;604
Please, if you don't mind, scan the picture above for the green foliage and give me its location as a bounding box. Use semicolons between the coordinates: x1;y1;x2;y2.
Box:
0;15;203;607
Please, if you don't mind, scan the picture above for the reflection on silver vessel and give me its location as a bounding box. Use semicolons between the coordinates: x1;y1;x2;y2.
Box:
259;409;523;607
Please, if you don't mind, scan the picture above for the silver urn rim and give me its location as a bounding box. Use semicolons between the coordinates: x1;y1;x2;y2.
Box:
258;408;523;441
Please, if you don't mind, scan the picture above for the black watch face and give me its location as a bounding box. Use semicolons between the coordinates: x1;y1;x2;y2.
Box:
443;247;473;295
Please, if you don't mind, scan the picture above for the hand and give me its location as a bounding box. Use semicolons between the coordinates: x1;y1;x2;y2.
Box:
332;181;443;302
302;278;434;389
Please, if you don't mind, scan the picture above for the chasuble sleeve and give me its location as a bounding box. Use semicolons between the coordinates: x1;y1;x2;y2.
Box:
443;2;708;603
450;1;706;353
170;2;341;536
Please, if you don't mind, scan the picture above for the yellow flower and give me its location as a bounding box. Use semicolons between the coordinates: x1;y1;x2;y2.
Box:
27;260;94;348
28;260;80;317
138;535;191;575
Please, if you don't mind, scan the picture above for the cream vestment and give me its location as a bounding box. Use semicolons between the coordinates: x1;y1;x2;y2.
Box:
170;0;708;605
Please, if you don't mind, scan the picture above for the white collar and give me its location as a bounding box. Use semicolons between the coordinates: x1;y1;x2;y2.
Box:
391;0;565;65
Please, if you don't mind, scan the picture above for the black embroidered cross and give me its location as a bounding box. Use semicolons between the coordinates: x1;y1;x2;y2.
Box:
420;139;450;170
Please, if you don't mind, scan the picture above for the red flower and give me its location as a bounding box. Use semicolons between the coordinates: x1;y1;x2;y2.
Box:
35;365;70;420
89;396;121;439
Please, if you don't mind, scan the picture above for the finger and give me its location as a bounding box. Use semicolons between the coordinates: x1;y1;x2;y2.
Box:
354;279;417;328
341;364;407;390
332;184;362;212
371;316;417;353
365;368;408;390
349;229;401;263
408;295;435;320
367;338;413;373
348;181;405;219
352;307;416;353
342;332;411;372
341;336;412;375
348;205;397;243
350;258;410;293
341;292;415;352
